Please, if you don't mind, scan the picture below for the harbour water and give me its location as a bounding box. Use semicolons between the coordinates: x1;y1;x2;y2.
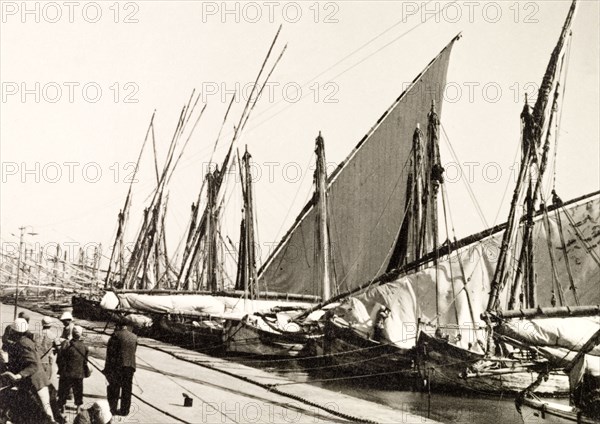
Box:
242;356;536;424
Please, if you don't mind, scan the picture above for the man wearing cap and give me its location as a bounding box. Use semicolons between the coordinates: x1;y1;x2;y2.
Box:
57;325;88;410
60;311;75;341
73;399;113;424
104;324;137;416
2;311;34;355
2;318;55;422
35;316;57;382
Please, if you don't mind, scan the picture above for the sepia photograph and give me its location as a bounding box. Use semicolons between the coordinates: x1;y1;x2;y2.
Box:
1;1;599;423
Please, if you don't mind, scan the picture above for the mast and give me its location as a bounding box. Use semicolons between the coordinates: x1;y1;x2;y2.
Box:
315;132;332;301
104;113;154;290
486;0;578;312
412;125;424;266
206;168;219;292
426;101;443;317
242;147;259;299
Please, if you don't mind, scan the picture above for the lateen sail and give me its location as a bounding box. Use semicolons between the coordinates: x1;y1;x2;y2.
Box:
258;36;460;296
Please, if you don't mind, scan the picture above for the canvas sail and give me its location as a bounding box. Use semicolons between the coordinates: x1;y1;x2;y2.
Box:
330;191;600;351
258;36;459;297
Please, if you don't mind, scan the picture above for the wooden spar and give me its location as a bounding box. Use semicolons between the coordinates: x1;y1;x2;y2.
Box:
564;328;600;373
214;25;283;191
315;132;331;301
517;53;568;309
166;102;207;185
239;43;288;135
532;0;577;137
235;218;247;292
104;112;155;289
427;101;442;319
483;304;600;321
92;245;100;294
150;119;160;183
412;125;424;267
243;146;259;300
204;169;218;292
130;94;203;290
236;151;249;304
486;112;533;311
160;200;170;288
112;288;320;302
177;29;285;290
526;182;536;307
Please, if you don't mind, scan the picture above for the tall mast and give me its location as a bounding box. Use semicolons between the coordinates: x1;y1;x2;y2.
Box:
315;132;332;301
206;168;219;292
412;125;424;266
243;147;259;300
486;0;577;312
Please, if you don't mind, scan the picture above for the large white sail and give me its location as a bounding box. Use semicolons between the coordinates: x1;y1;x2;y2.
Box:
258;36;460;296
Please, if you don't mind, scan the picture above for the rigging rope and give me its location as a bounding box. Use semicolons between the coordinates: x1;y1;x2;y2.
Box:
440;124;489;229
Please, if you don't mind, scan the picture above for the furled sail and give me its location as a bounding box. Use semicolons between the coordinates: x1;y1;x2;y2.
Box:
330;191;600;351
258;35;460;296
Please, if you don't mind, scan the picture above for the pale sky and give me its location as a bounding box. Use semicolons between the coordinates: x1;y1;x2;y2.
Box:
1;0;598;271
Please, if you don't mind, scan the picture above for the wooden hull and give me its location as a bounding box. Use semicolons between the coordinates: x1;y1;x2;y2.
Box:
154;314;225;354
517;395;599;423
223;317;321;358
321;319;415;379
72;295;112;321
417;332;569;395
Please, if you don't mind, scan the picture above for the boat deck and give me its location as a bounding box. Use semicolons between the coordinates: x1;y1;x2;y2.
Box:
1;304;443;423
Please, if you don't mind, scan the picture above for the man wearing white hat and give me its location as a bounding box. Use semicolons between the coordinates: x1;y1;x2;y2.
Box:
2;318;56;422
60;311;75;341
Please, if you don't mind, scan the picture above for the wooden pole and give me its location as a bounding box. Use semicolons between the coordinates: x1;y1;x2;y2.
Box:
315;132;331;301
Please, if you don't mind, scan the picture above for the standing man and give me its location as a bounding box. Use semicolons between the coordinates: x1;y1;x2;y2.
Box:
35;316;56;383
57;325;88;411
59;311;75;341
103;324;137;416
2;318;55;422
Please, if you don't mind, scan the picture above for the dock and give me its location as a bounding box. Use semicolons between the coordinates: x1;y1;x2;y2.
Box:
1;305;443;423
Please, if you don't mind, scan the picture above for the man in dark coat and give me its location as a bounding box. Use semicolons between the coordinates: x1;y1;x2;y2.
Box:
103;324;137;416
57;325;88;410
3;318;55;421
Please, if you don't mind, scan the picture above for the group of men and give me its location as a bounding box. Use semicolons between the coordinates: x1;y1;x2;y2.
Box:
1;310;138;423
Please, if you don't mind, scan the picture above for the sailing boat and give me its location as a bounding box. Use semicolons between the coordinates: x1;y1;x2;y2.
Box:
222;140;328;357
516;328;600;423
230;32;461;362
416;0;600;395
292;33;457;373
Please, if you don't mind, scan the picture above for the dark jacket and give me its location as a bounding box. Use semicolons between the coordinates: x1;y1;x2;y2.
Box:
57;339;88;379
105;328;137;373
9;334;50;391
